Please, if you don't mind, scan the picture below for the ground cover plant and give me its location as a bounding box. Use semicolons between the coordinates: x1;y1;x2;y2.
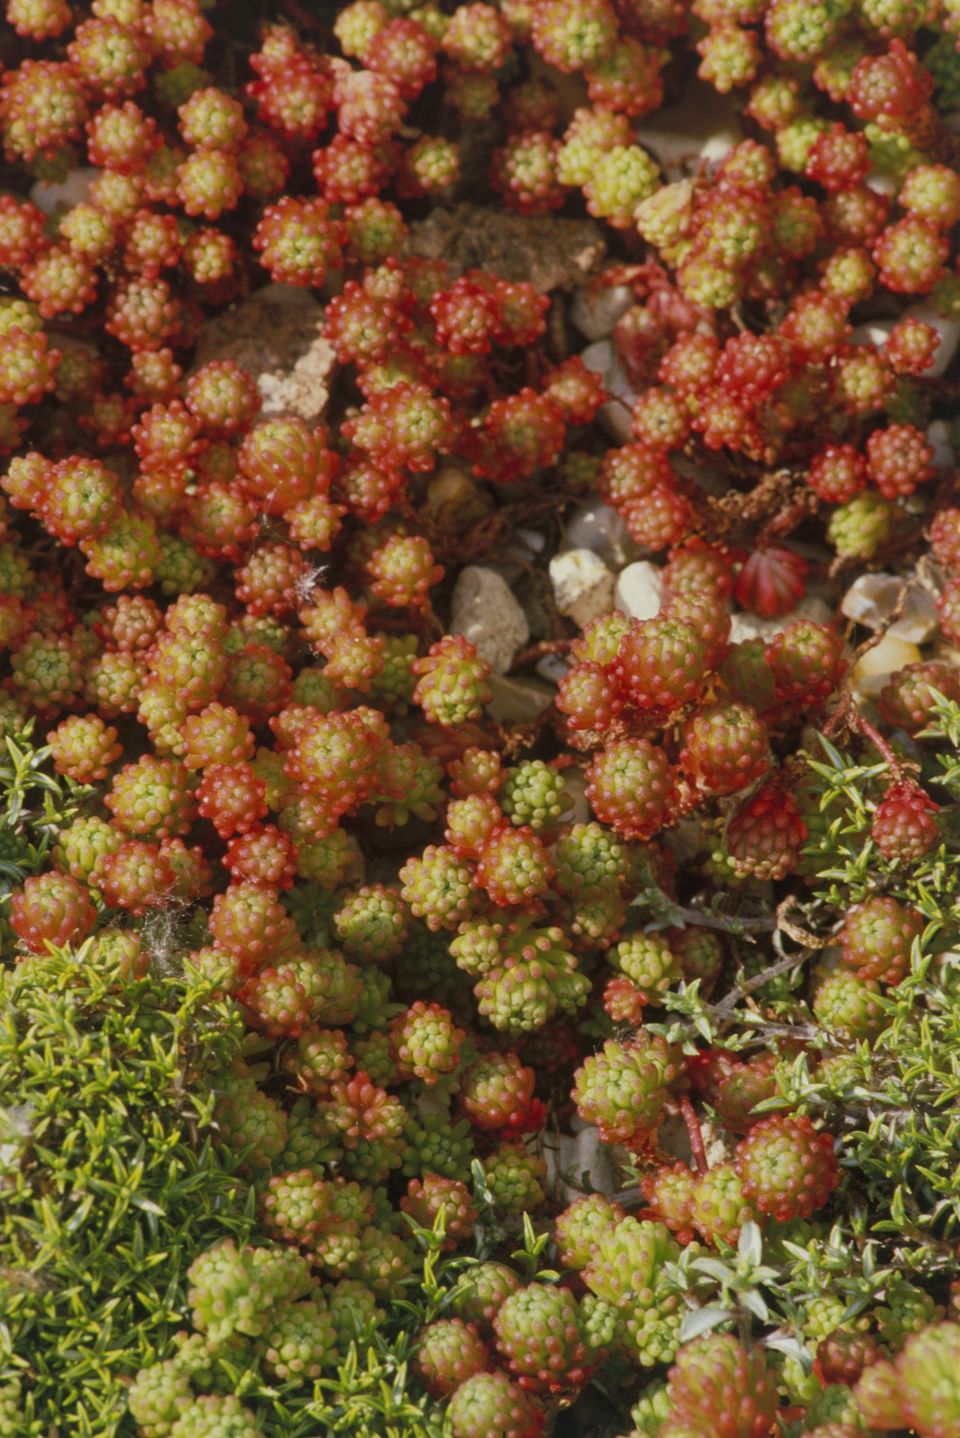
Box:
0;0;959;1434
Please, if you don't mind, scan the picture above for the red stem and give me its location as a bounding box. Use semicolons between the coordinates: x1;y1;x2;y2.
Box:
508;637;574;672
680;1095;709;1175
851;710;903;776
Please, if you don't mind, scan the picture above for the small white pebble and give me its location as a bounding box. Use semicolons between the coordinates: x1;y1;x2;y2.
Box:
550;548;616;629
614;560;664;620
852;634;923;698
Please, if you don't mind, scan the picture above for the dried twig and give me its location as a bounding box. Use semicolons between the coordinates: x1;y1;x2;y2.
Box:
663;900;776;935
711;950;810;1018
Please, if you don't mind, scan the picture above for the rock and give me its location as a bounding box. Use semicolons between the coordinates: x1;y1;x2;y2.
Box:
841;572;938;645
414;1085;451;1122
865;169;898;197
614;561;664;620
512;572;554;640
408;203;606;292
856;304;960;380
934;639;960;669
560;766;590;825
928;420;954;468
636;81;741;178
569;284;634;341
421;463;492;537
581;339;634;405
905;301;960;378
30;167;96;215
192;284;336;425
850;319;894;352
598;371;636;442
550;548;616;628
729;595;833;646
486;674;554;724
599;397;634;443
451;118;502;202
580;337;615;379
563;500;638;569
841;573;901;628
580;339;636;441
541;1125;618;1201
658;1113;730;1170
450;567;529;675
664;814;710;865
497;529;546;577
852;633;923;698
562;1126;617;1200
535;653;571;685
515;527;547;555
673;451;730;499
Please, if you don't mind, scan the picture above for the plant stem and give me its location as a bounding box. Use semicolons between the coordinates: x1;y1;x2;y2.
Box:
680;1095;709;1174
850;710;903;776
711;951;809;1017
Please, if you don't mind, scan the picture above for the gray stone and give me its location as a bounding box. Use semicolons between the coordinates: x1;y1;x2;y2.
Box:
563;500;639;569
601;349;635;405
841;572;938;645
635;81;741;178
850;319;894;351
486;674;554;724
664;815;710;865
580;337;615;380
515;527;547;555
898;594;941;644
658;1113;730;1170
541;1125;618;1202
450;567;529;675
842;572;901;628
853;304;960;380
550;548;616;628
865;170;898;197
535;653;572;685
569;283;634;341
928;420;955;469
673;452;729;498
192;284;336;425
580;337;637;440
408;203;606;292
614;561;664;620
421;464;493;536
905;302;960;378
729;595;833;646
599;396;634;443
30;167;95;215
559;766;591;825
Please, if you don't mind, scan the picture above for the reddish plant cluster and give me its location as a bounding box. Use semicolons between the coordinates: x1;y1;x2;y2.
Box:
1;1;959;1435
